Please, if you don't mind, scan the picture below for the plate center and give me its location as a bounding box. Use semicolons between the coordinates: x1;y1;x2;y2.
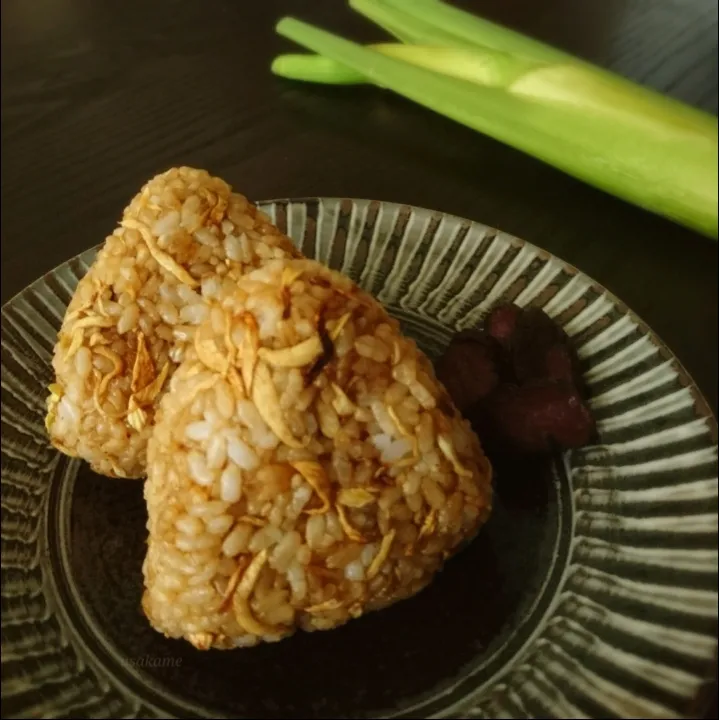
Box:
49;450;572;719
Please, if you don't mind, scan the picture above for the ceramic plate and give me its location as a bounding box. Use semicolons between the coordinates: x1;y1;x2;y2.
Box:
2;199;717;719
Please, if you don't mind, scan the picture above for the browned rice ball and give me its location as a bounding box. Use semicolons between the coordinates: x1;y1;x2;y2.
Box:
46;167;300;479
142;258;493;650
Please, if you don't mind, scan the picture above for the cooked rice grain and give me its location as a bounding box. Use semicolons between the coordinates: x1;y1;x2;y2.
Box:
47;167;300;478
142;259;492;649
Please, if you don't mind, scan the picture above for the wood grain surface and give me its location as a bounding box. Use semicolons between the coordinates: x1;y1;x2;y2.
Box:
1;1;717;712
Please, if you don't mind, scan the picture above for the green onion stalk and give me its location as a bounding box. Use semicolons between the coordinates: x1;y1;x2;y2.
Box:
271;0;717;239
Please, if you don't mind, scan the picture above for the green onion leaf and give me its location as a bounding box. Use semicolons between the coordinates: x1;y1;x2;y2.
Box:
272;44;534;87
377;0;574;62
272;54;368;85
348;0;473;47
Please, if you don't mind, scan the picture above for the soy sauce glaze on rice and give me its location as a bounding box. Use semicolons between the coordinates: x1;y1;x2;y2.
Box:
46;167;300;479
143;258;492;649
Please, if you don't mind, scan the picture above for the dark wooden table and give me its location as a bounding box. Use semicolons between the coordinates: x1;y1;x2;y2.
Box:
1;0;717;715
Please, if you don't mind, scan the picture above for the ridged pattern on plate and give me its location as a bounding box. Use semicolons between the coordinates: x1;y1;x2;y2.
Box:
2;198;717;719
